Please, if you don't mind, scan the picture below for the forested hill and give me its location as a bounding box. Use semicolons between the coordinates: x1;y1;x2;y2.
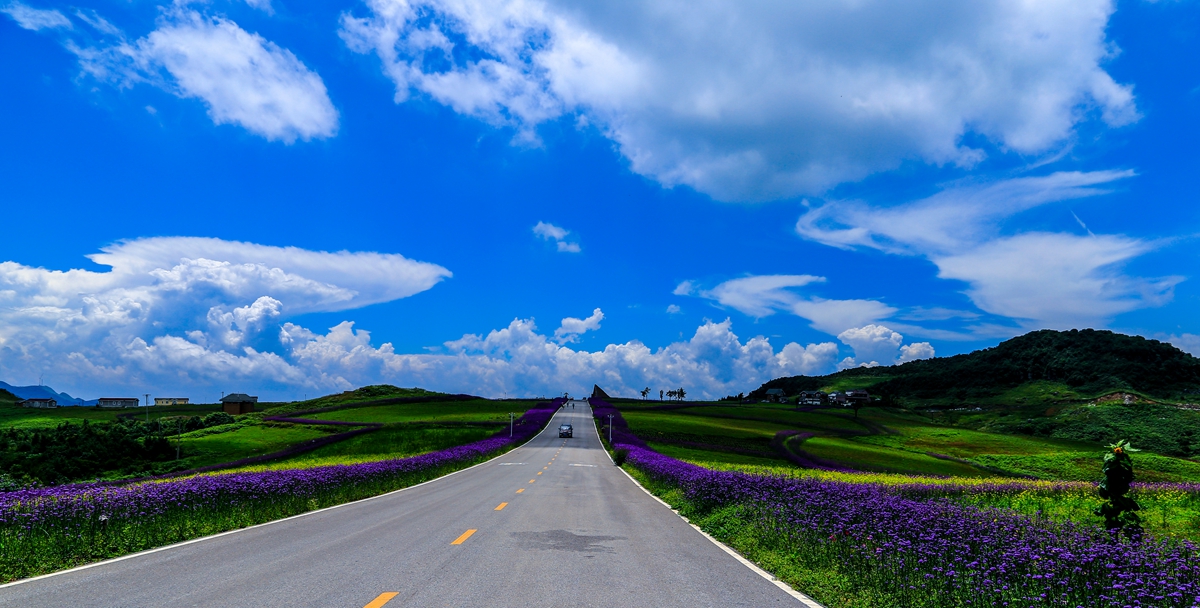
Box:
752;329;1200;403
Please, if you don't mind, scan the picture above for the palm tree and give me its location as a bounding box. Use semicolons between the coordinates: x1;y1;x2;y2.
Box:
641;387;651;400
677;387;686;401
667;390;677;400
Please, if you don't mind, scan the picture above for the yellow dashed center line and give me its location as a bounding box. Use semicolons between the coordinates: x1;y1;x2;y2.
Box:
495;502;508;511
451;529;477;545
364;593;399;608
529;479;535;483
516;488;524;493
537;471;542;475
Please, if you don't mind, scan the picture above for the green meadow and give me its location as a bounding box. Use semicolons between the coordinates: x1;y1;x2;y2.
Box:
610;399;1200;483
0;385;540;484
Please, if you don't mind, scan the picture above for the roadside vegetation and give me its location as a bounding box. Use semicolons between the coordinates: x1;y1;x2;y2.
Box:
0;396;560;583
593;399;1199;607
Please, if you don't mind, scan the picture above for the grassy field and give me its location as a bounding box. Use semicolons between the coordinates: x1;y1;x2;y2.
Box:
0;401;226;429
610;400;1200;482
0;385;541;484
307;399;520;424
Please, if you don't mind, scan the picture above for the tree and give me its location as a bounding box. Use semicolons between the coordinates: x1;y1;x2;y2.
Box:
677;387;686;401
666;390;677;400
659;389;664;401
641;387;651;400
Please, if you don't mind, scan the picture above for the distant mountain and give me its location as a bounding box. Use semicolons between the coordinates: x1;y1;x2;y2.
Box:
752;329;1200;403
0;381;96;406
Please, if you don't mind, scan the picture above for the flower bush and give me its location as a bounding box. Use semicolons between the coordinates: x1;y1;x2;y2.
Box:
0;400;561;582
590;398;1200;607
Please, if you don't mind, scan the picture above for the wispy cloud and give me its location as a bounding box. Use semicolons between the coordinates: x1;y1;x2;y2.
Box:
532;221;581;253
1;1;70;30
687;274;896;336
796;171;1180;329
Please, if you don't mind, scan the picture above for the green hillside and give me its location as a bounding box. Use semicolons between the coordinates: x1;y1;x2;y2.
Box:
753;329;1200;403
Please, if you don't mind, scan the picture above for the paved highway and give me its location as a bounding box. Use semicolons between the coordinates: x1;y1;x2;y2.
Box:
2;401;808;607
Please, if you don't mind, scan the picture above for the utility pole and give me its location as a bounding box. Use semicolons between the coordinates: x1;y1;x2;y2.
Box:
607;414;614;443
145;393;150;423
509;412;515;437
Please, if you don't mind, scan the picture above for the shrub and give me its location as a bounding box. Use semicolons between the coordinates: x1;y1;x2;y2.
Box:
613;448;629;466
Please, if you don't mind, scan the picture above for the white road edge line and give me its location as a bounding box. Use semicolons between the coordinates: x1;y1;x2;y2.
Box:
0;403;569;590
586;400;825;608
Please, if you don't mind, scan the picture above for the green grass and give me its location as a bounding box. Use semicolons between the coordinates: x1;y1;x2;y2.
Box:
801;437;987;476
177;424;331;468
309;399;528;424
623;410;795;439
273;426;498;466
648;442;785;468
0;402;227;429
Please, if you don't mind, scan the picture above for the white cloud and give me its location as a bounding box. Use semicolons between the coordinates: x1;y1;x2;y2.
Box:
287;317;841;399
532;221;580;253
341;0;1135;201
934;233;1180;327
690;274;895;335
796;170;1136;255
0;237;449;397
701;275;825;318
666;304;681;314
836;324;933;369
243;0;274;15
672;281;695;296
1167;334;1200;358
553;308;603;344
790;298;898;335
796;171;1180;328
1;1;70;30
69;8;337;142
898;341;936;363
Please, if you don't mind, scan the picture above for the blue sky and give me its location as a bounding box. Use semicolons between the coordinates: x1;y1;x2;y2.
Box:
1;0;1198;401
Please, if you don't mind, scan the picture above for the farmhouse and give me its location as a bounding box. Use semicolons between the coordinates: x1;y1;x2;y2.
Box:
154;397;189;406
846;389;871;406
765;388;786;403
221;393;258;415
19;398;57;408
798;391;827;406
97;397;139;408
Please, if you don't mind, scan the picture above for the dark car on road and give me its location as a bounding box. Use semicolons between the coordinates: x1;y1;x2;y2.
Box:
558;424;573;438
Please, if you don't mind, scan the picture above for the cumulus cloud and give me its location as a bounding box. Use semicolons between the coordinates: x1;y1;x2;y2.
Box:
341;0;1135;201
797;171;1181;328
553;308;603;344
1;1;70;30
0;241;844;399
64;7;337;142
0;238;449;397
836;324;934;369
532;221;580;253
287;317;840;399
666;304;681;314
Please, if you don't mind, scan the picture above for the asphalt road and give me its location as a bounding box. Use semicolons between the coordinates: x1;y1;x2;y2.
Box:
1;401;805;607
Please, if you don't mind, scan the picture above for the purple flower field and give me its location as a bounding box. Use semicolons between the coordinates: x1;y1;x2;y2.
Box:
591;398;1200;607
0;400;561;582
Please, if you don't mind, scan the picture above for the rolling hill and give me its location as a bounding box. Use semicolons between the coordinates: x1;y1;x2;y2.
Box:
752;329;1200;404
